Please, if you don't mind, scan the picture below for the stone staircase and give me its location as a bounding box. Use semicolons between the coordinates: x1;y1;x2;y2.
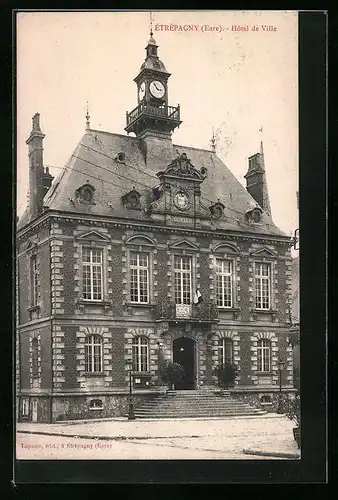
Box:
130;390;267;419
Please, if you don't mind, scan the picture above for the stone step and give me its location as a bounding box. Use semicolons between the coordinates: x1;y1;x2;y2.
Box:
131;411;267;419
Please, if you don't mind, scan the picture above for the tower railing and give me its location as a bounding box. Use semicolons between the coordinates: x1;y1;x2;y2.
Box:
126;103;180;126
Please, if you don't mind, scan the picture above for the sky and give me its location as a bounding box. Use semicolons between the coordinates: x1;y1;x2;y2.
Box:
16;10;298;237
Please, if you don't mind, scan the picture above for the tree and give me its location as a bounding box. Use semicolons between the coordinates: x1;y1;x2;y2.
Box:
159;361;185;390
212;363;238;389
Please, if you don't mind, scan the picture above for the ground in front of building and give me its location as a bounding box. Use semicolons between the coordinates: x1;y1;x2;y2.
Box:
16;414;299;460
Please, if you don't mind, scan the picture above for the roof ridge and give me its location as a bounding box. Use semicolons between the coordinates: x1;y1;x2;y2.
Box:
173;143;213;153
86;129;139;140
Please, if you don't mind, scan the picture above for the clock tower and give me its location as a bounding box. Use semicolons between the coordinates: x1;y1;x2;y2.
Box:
125;33;182;140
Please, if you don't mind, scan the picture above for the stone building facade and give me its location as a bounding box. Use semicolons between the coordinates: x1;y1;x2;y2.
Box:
16;35;294;422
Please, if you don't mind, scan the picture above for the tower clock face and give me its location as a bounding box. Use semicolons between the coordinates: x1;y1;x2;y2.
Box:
149;80;165;99
174;191;189;210
138;82;146;101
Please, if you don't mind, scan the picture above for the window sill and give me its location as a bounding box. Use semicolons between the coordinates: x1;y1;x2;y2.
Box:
251;308;278;321
256;372;273;376
126;302;156;308
88;407;103;411
27;305;40;313
78;299;111;306
83;372;105;377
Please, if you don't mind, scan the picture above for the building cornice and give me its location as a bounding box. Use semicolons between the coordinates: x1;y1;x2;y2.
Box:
17;210;292;246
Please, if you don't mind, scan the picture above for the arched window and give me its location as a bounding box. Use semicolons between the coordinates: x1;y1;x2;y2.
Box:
218;338;233;365
257;338;271;372
31;338;39;378
132;336;149;372
85;335;103;373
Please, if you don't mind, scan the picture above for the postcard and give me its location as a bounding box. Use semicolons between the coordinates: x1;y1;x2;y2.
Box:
15;10;302;470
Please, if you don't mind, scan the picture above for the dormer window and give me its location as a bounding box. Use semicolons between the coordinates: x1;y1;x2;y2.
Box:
75;183;95;205
209;201;225;219
245;205;263;224
122;188;141;210
116;152;126;163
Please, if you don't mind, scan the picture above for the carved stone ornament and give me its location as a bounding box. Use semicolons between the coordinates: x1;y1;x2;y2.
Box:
209;201;225;219
75;183;96;205
121;187;142;210
156;152;206;182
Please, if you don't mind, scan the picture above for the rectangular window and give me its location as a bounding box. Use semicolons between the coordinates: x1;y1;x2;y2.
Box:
30;255;38;306
174;255;192;305
219;338;233;365
216;259;233;307
130;252;149;303
257;339;271;372
255;262;271;309
21;398;30;417
82;247;103;300
132;337;149;372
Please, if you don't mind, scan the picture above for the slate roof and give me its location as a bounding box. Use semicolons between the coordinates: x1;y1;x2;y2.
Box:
18;128;288;238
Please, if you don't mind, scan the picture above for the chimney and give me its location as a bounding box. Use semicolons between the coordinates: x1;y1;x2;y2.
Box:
26;113;45;217
244;141;272;216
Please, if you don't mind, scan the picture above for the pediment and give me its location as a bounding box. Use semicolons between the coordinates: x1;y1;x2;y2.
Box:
169;239;199;250
213;242;239;254
125;234;156;246
25;239;38;251
156;152;206;183
77;230;110;242
250;247;277;257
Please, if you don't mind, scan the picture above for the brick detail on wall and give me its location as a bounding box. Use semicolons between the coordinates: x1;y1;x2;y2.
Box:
239;255;250;321
50;234;65;316
166;248;172;300
250;331;279;385
157;249;168;303
124;327;157;384
29;331;41;389
110;328;126;386
211;330;241;384
63;326;78;389
62;240;76;315
239;333;253;385
52;324;65;390
199;253;210;302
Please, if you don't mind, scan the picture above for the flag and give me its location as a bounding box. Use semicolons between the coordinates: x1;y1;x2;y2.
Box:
193;289;203;305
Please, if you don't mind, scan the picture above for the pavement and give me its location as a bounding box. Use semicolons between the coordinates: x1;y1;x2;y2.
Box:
16;414;301;460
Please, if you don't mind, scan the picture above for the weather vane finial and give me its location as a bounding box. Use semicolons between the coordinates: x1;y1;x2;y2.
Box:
210;127;219;153
85;101;90;130
150;12;153;37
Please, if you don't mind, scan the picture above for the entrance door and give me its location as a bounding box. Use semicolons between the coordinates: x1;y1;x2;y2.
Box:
31;398;38;422
173;337;195;390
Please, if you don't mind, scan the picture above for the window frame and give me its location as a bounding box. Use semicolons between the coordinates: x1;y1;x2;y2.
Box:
215;258;234;308
31;337;39;379
84;334;103;374
132;335;149;373
21;397;30;418
129;251;150;304
173;254;193;305
218;337;234;365
254;261;272;310
30;254;38;307
257;338;271;372
81;246;104;302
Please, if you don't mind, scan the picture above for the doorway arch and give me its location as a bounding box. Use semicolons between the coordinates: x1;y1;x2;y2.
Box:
173;336;196;390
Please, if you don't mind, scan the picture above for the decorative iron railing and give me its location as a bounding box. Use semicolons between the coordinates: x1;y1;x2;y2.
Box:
126;103;180;126
155;301;219;322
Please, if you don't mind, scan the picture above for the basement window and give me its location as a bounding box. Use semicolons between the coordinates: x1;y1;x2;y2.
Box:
89;399;104;410
260;395;273;406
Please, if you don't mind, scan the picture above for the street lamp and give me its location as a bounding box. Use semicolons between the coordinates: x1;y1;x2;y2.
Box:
126;359;135;420
277;359;284;414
